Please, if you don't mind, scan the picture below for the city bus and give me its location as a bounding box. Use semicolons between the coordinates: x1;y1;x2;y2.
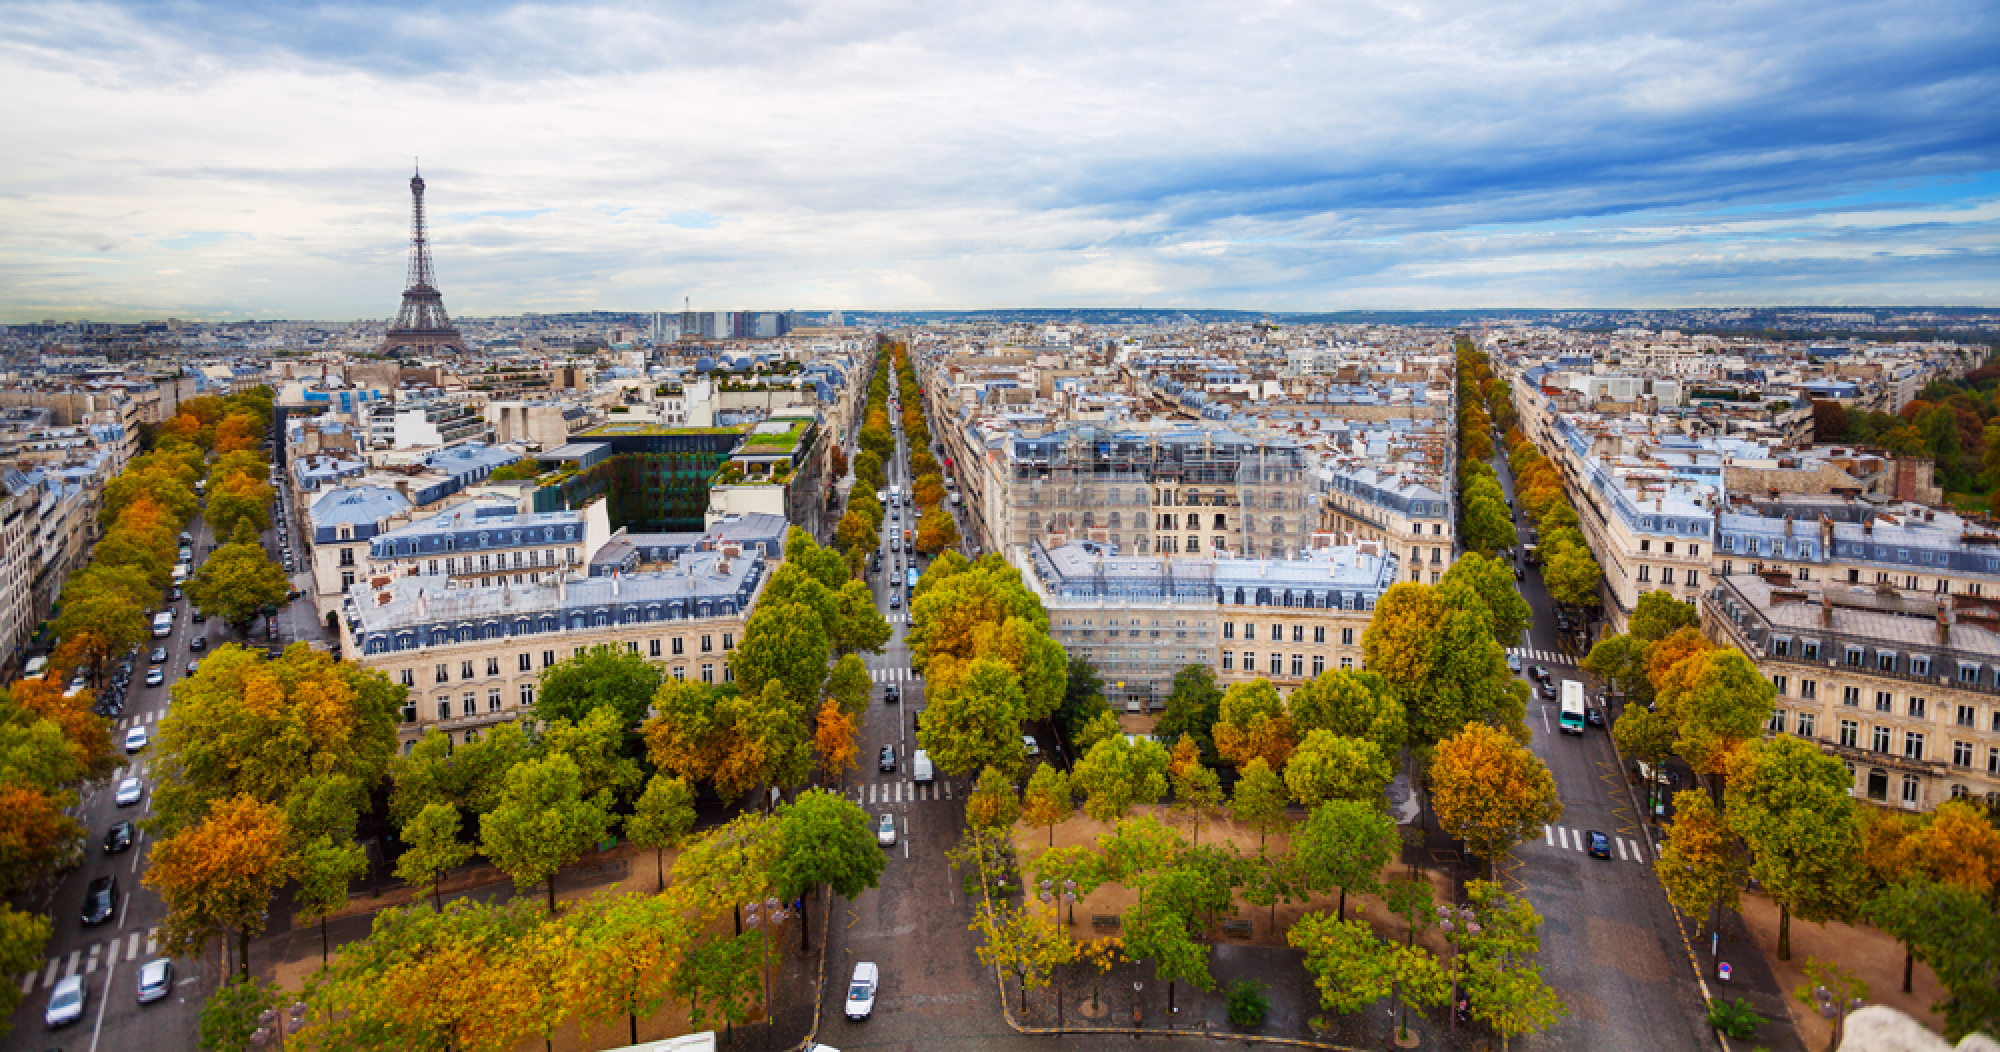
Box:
1558;680;1586;735
906;567;919;591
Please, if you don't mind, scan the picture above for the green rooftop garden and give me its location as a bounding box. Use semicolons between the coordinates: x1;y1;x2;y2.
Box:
739;418;813;453
578;422;749;438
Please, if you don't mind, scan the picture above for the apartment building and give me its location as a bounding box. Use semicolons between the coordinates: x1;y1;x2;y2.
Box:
358;500;610;593
1705;572;2000;812
1023;539;1394;712
346;547;764;748
1318;464;1456;584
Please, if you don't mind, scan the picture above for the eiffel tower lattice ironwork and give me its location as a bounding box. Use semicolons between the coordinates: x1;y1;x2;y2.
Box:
380;167;467;355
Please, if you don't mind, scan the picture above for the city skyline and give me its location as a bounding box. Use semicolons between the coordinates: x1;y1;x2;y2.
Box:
2;0;1996;323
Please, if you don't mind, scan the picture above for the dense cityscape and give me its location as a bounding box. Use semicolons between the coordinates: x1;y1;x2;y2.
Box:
6;0;1999;1050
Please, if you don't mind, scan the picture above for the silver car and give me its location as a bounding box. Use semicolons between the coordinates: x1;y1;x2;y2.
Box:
136;958;173;1004
45;974;84;1028
114;777;144;807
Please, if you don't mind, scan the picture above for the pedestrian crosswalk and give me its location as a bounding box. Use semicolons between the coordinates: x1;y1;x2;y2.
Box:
884;611;910;624
1542;825;1649;863
1508;647;1568;666
870;667;921;684
19;928;160;994
847;779;954;806
116;709;161;731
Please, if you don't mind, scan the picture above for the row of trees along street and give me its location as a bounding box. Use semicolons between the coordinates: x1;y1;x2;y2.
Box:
877;339;1573;1046
1586;591;2000;1041
0;387;280;1038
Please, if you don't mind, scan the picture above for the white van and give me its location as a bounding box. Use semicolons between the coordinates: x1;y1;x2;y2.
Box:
172;563;190;584
910;750;934;784
21;656;47;679
151;611;174;639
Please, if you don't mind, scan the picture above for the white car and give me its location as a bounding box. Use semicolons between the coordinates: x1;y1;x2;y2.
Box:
45;974;85;1028
1022;735;1040;757
876;813;897;847
124;726;148;753
114;778;143;807
144;667;165;688
136;958;173;1004
844;961;878;1021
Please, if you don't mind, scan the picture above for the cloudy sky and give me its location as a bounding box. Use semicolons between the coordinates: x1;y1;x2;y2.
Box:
2;0;1996;321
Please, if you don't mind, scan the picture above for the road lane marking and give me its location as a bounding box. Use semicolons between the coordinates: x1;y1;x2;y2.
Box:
83;943;101;974
127;933;141;961
40;957;58;989
87;957;116;1052
144;928;158;957
1616;837;1630;861
61;949;79;978
1543;824;1554;846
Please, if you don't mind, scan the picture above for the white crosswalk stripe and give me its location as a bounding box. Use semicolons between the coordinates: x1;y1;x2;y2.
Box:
1539;826;1647;863
850;779;953;807
869;668;922;683
1507;647;1568;665
21;927;161;993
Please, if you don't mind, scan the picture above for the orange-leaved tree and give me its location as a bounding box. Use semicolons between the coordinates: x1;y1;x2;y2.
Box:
1430;723;1561;874
145;794;297;979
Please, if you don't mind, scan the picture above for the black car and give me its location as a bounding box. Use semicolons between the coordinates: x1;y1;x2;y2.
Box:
189;635;206;651
191;610;206;624
103;821;133;854
1585;707;1605;728
878;746;897;772
81;875;116;926
1585;831;1612;859
1530;665;1552;686
884;685;899;704
1514;565;1525;581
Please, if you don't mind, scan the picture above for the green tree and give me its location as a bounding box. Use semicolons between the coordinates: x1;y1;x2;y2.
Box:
1726;735;1866;960
1460;494;1516;557
0;905;49;1036
1441;552;1532;643
1170;753;1224;845
394;801;473;911
563;891;689;1048
970;900;1074;1013
1154;664;1224;762
293;835;367;965
1867;881;2000;1040
185;541;289;633
1293;799;1398;920
832;579;893;655
1362;581;1519;745
198;975;282;1052
537;704;644;806
1611;705;1677;813
766;789;887;951
728;599;832;711
1286;668;1406;754
1072;730;1170;823
918;656;1029;779
1541;544;1602;608
1582;633;1653;707
1628;591;1700;641
478;754;618;914
627;774;696;892
1461;881;1565;1050
1664;647;1776;791
1054;655;1112;741
1230;757;1292;848
824;653;873;719
834;509;876;554
534;644;664;729
1285;730;1395;808
672;929;764;1036
1032;846;1105;926
1213;678;1294;769
1123;874;1214;1014
1289;911;1395;1019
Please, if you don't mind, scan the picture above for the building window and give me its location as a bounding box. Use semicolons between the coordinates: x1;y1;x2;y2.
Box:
1905;732;1925;761
399;669;415;687
1875;691;1893;712
723;633;734;651
1957;704;1975;728
1289;625;1301;643
671;666;686;681
1638;566;1651;582
1269;653;1283;675
1223;622;1235;640
1902;775;1920;806
1772;675;1787;696
488;689;502;712
519;653;532;672
435;664;450;684
1842;686;1860;707
437;699;451;721
673;637;685;655
1839;720;1858;748
1954;740;1974;768
701;635;713;653
1879;653;1897;672
1872;725;1892;752
1312;655;1325;676
461;660;475;680
649;639;662;657
486;658;500;677
339;548;355;567
1803;641;1820;660
701;663;714;683
520;684;535;707
341;571;356;588
1796;712;1816;738
542;650;556;667
1800;679;1817;699
1291;654;1304;676
1222;652;1233;671
1913;656;1932;676
1909;696;1927;719
1989;747;2000;774
1770;710;1787;734
1312;626;1326;644
462;692;476;716
627;641;639;654
1662;568;1675;585
1244;623;1256;641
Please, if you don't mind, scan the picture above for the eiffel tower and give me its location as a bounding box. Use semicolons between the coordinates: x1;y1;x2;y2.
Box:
380;166;467;355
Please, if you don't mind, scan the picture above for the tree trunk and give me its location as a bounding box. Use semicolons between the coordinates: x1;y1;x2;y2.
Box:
1019;972;1028;1013
1903;943;1914;994
1778;902;1791;961
799;889;812;952
546;874;557;915
320;914;329;967
238;927;252;980
432;876;443;912
1338;886;1347;921
657;848;667;893
629;1010;639;1047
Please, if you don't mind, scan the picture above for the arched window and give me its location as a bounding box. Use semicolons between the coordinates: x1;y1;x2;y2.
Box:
569;614;587;631
429;628;449;646
514;618;531;636
396;633;414;651
540;616;557;632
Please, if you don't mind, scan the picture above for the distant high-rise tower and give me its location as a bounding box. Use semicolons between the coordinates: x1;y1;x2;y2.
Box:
380;167;467;356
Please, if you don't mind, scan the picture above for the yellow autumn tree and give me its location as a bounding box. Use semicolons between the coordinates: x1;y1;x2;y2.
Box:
144;794;297;979
1430;723;1561;872
814;700;859;785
